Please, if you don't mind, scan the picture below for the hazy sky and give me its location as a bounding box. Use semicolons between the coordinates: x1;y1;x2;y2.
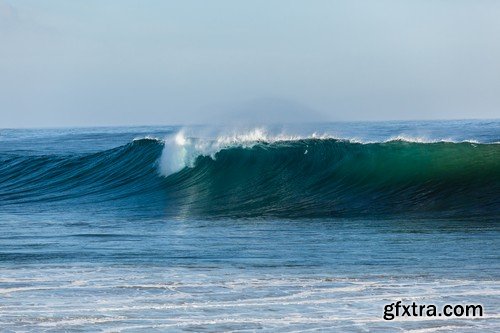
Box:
1;0;499;127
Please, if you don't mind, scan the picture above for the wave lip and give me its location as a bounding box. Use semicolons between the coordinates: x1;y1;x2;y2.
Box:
158;129;499;178
0;133;499;218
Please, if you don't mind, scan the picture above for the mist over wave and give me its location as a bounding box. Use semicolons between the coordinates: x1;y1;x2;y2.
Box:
1;129;498;218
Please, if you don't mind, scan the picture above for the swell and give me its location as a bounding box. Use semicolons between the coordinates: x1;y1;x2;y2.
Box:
0;138;498;218
0;138;164;205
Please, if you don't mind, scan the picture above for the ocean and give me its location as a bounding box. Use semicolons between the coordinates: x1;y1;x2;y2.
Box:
0;120;499;332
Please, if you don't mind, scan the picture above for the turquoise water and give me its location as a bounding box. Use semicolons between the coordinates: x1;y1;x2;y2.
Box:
0;120;499;332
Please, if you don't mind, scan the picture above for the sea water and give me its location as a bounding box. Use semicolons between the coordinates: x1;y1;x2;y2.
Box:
0;120;499;332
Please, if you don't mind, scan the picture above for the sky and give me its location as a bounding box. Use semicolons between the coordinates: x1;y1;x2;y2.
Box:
1;0;499;128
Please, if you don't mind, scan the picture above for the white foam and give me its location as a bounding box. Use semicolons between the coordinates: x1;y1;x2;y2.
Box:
158;131;199;176
384;135;484;144
1;265;498;332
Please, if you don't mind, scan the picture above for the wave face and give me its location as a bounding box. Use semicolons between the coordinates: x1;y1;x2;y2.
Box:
1;137;499;218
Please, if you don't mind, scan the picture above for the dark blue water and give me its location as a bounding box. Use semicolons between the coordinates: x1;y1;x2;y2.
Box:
0;120;499;332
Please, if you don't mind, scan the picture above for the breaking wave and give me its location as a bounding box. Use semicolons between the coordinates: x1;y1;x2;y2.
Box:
1;132;499;218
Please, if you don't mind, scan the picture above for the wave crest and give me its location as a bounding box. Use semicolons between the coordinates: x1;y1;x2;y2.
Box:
1;132;499;218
